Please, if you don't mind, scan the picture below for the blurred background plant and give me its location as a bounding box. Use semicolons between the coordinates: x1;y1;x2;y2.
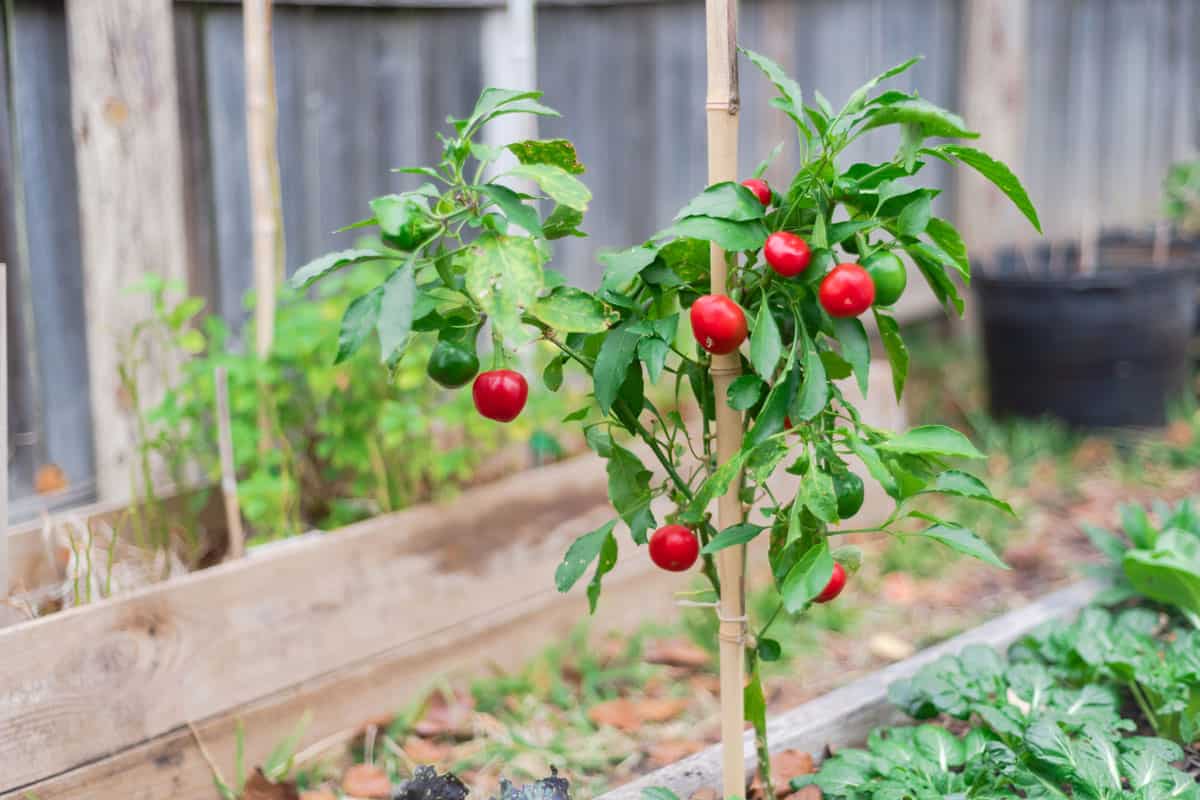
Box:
127;261;579;550
1165;159;1200;235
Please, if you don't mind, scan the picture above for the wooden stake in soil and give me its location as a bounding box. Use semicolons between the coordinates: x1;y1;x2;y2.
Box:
704;0;746;796
214;367;245;560
243;0;284;453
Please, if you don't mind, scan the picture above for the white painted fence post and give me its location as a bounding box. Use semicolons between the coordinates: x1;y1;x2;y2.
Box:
1;264;8;601
481;0;539;164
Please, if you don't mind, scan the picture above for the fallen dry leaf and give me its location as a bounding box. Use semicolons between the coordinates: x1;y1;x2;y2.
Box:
1165;420;1195;447
771;750;816;796
645;639;712;669
404;735;452;764
880;572;917;605
414;688;475;739
647;738;707;767
299;791;337;800
243;770;300;800
342;763;392;798
589;697;690;731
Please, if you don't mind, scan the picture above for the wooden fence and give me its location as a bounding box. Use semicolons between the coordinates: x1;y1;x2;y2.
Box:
1;0;1198;509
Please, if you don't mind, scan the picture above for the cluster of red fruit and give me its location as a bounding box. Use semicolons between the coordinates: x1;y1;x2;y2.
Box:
690;178;903;357
648;523;846;603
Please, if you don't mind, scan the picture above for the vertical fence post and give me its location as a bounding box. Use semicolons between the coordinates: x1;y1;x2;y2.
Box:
959;0;1030;259
64;0;190;502
1;263;7;600
703;0;746;795
481;0;538;162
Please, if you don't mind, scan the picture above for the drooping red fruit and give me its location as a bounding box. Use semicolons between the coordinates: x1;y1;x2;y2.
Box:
690;295;748;355
764;232;812;278
472;369;528;422
818;263;875;318
741;178;772;207
815;562;847;603
648;524;700;572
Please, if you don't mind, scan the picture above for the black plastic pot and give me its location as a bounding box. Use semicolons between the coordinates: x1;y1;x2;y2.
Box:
975;265;1198;428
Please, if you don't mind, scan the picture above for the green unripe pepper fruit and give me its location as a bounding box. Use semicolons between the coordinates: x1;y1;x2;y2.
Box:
832;471;865;519
427;340;480;389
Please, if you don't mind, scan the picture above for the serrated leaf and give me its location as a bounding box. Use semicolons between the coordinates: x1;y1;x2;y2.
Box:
507;138;585;174
675;181;766;222
940;144;1042;233
531;287;615;333
879;425;984;459
508;163;591;211
555;519;618;592
289;248;389;289
478;183;543;236
335;286;383;363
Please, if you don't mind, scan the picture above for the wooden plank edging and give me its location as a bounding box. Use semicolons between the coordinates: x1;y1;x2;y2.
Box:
0;452;616;793
599;580;1103;800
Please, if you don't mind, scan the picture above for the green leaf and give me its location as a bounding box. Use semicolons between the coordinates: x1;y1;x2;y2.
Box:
676;181;767;222
507;138;585;174
800;468;838;523
744;670;769;757
925;217;971;279
507;163;591;211
861;98;979;139
727;374;765;411
594;327;641;416
531;287;616;333
599;245;658;291
289;249;389;289
940;145;1042;233
586;529;618;614
879;425;984;459
543;204;586;239
637;337;670;383
747;365;797;449
848;435;898;498
543;356;565;392
478;183;543;236
910;520;1008;569
555;519;618;592
335;287;383;363
841;57;922;117
377;262;416;363
907;244;966;315
741;47;805;123
685;449;750;521
874;309;908;400
669;216;768;252
640;788;681;800
703;523;766;554
791;335;828;422
658;237;710;283
464;235;545;344
828;219;876;246
751;300;783;379
923;470;1014;515
833;317;870;396
897;193;932;236
1123;530;1200;619
782;540;835;612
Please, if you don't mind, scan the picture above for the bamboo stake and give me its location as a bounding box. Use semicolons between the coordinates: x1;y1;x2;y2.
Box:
704;1;746;796
214;367;245;560
243;0;284;454
0;264;8;600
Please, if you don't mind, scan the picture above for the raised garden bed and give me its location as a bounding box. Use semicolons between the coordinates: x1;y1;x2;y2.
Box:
600;580;1102;799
